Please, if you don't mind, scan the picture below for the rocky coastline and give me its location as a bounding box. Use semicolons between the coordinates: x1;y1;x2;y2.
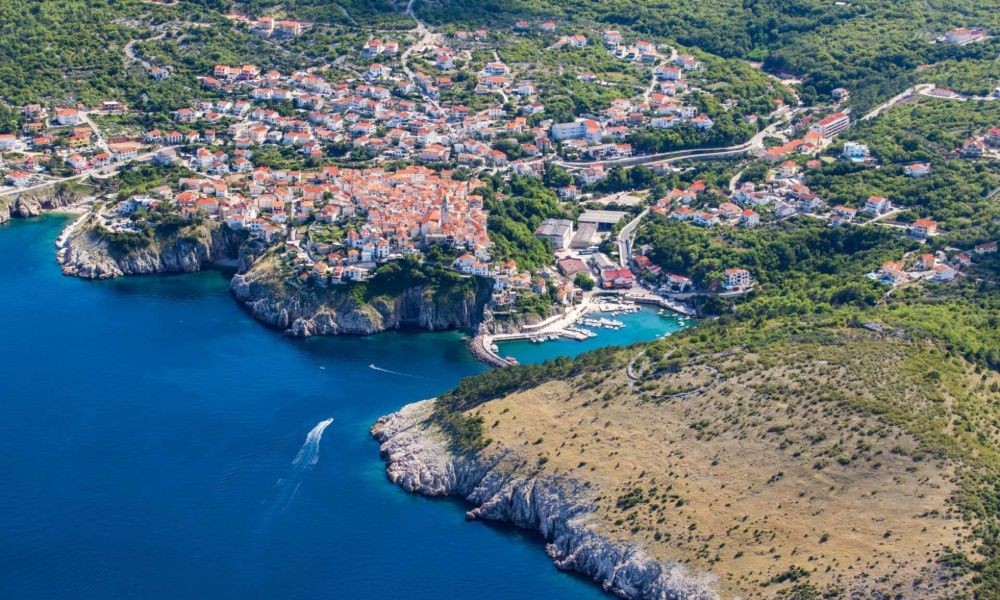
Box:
54;212;496;339
230;269;493;337
0;185;85;224
58;218;241;279
371;400;720;600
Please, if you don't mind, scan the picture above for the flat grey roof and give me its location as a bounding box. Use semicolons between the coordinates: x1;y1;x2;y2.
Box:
590;253;617;269
534;218;573;237
570;223;599;248
579;209;628;225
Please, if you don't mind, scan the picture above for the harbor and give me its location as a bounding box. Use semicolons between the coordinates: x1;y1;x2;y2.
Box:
491;305;693;365
474;297;696;366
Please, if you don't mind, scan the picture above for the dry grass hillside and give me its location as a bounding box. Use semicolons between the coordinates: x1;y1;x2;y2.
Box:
443;326;1000;598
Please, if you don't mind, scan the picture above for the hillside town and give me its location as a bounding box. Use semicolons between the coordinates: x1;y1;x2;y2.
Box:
1;15;996;323
4;3;1000;600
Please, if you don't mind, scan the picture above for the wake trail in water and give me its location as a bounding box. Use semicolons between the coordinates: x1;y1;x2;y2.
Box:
214;431;303;491
368;364;426;379
292;418;333;468
244;418;334;581
254;419;333;528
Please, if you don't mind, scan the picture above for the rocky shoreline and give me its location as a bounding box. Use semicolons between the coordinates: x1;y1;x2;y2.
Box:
230;261;494;337
54;213;496;339
0;185;85;224
58;219;241;279
52;214;535;349
371;400;720;600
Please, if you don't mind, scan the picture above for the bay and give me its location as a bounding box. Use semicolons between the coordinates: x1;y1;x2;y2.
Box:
0;215;685;599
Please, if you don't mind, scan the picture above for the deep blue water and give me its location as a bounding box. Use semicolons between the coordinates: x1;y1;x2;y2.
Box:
0;216;679;599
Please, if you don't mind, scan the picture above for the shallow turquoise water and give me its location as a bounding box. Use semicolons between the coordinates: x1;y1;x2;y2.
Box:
497;308;691;364
0;215;685;599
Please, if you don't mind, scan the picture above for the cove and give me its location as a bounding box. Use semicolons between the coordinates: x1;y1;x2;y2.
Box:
0;215;687;599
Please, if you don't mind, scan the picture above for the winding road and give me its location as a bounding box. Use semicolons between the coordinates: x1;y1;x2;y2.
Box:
617;207;649;266
553;117;790;171
861;82;999;123
0;146;176;200
400;0;443;109
640;45;675;102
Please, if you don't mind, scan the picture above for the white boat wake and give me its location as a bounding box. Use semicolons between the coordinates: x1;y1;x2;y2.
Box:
292;418;334;468
368;364;426;379
244;418;333;578
267;418;333;517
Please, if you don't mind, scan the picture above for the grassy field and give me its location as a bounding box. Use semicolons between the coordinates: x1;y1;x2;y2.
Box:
436;320;1000;597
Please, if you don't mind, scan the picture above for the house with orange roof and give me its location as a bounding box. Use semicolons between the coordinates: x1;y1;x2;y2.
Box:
910;219;937;238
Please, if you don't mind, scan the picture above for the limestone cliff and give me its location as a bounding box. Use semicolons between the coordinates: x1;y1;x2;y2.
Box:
482;310;548;335
59;219;241;279
230;265;493;336
0;185;83;223
371;400;720;600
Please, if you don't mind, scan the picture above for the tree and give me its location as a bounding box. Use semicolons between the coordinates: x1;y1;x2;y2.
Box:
574;272;595;291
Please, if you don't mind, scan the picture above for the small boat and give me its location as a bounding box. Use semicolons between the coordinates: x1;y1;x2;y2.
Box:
505;356;519;365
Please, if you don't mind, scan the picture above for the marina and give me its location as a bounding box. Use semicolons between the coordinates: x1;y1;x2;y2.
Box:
492;305;694;364
475;294;697;367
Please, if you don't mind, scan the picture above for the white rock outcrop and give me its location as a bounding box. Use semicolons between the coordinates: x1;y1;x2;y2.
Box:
58;221;238;279
372;400;720;600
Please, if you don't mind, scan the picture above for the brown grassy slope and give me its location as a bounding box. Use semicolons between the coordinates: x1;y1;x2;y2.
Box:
455;328;997;597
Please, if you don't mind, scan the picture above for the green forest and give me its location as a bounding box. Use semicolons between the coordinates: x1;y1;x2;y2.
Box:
414;0;998;108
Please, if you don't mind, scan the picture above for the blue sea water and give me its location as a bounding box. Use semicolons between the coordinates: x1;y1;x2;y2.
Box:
0;215;687;599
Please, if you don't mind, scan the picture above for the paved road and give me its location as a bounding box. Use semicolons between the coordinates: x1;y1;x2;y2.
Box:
0;147;174;200
640;45;674;102
79;112;110;154
617;207;649;266
123;31;166;73
400;0;443;109
861;82;999;123
860;84;933;122
728;167;747;194
553;117;789;171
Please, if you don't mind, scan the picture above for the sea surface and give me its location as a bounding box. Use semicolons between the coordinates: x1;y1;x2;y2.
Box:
0;215;690;599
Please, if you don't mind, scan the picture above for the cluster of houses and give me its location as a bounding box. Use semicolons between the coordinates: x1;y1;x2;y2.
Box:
531;209;753;295
870;254;949;286
403;21;722;174
729;164;946;238
762;112;851;162
959;126;1000;159
601;30;661;62
632;253;752;294
470;255;580;310
729;160;893;227
174;62;560;170
142;43;724;187
547;52;715;165
870;242;997;287
107;165;493;285
223;13;308;38
648;179;762;227
0;16;757;197
0;104;139;187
